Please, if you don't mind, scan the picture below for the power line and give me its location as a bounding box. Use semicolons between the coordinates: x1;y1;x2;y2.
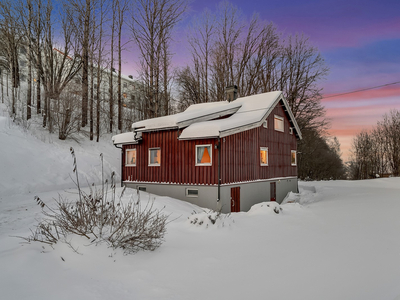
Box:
322;80;400;99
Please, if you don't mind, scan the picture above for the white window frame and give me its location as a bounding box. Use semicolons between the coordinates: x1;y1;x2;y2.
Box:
148;148;161;166
125;149;137;166
274;115;284;132
260;147;268;166
289;127;293;135
263;120;268;128
291;150;297;166
186;188;199;198
195;144;212;166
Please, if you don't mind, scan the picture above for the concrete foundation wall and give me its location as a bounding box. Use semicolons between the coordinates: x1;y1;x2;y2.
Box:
124;177;298;213
124;182;219;211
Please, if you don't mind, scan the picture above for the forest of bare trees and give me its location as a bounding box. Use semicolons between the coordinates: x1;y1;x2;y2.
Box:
348;109;400;180
0;0;346;179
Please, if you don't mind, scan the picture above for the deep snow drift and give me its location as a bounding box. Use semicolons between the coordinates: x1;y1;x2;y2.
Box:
1;105;400;300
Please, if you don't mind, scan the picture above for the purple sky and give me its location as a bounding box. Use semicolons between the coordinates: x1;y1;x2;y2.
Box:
123;0;400;161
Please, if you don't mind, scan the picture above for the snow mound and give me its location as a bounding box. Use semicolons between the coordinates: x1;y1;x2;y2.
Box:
187;210;234;228
247;201;282;216
281;191;301;204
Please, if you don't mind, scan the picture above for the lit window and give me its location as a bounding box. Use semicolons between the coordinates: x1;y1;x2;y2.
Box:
196;145;212;166
149;148;161;166
274;115;284;132
186;188;199;197
260;147;268;166
126;149;136;166
291;150;297;166
123;93;127;98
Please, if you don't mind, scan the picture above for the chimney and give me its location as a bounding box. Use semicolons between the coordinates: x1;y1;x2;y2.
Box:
128;75;133;79
226;85;238;102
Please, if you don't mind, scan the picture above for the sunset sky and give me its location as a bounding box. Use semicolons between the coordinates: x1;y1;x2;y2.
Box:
123;0;400;161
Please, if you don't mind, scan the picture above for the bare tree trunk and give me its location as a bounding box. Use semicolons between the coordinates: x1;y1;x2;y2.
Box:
109;1;116;133
89;6;95;141
27;0;33;120
116;0;128;131
96;0;105;142
1;69;3;103
81;0;91;128
35;0;42;115
43;93;47;127
6;70;9;97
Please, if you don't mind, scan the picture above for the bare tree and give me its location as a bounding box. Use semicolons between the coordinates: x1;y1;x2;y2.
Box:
0;0;23;116
277;34;329;132
130;0;187;119
377;110;400;176
178;3;281;104
35;1;83;134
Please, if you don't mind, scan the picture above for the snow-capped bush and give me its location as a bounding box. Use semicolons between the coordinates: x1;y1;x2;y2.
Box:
188;209;233;228
247;201;282;216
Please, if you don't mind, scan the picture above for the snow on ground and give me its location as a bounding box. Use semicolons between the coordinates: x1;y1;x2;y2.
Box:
0;104;121;197
1;104;400;300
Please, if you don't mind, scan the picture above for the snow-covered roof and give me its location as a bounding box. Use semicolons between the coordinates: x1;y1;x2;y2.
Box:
131;100;241;132
113;91;302;144
112;131;139;145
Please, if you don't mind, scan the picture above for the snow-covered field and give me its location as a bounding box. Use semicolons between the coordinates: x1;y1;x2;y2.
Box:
1;104;400;300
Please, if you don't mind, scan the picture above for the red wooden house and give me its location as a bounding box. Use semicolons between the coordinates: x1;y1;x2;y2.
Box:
113;91;302;213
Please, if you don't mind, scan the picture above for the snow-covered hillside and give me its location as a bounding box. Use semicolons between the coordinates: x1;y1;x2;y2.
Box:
1;104;400;300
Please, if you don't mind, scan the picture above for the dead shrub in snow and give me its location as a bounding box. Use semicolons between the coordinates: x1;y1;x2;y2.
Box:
22;148;168;254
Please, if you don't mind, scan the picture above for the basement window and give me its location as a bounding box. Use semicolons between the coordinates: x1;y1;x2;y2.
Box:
196;144;212;166
291;150;297;166
126;149;136;166
260;147;268;166
274;115;284;132
186;188;199;197
138;186;146;192
149;148;161;166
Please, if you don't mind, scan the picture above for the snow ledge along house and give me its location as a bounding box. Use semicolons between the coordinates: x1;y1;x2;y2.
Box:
112;90;302;213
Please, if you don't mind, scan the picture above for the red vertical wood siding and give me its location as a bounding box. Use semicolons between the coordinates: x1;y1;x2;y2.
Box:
123;130;218;185
220;101;297;184
122;101;298;185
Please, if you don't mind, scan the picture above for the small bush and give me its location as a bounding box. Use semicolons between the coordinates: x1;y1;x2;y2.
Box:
23;148;168;254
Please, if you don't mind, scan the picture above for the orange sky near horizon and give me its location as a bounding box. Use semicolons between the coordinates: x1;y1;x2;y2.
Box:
322;85;400;162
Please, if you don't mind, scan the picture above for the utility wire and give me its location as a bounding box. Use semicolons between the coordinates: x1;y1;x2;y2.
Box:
322;80;400;99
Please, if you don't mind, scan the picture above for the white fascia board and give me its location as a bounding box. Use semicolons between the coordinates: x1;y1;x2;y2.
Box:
176;107;240;129
280;96;303;140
